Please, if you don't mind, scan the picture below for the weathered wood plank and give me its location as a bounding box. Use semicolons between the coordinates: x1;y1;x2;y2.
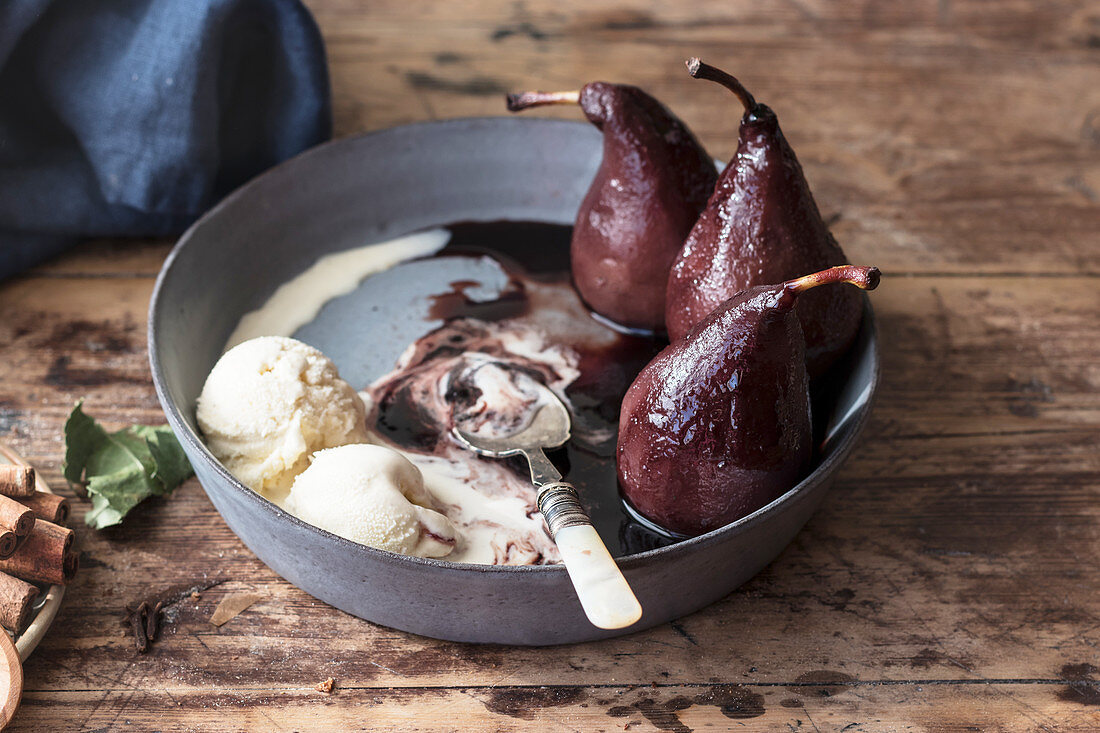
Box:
11;681;1100;732
26;240;172;278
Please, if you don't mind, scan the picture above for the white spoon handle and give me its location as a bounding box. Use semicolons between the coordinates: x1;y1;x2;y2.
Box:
537;482;642;630
555;524;643;629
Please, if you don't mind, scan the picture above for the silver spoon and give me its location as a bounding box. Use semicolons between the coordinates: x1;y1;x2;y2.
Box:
451;386;642;630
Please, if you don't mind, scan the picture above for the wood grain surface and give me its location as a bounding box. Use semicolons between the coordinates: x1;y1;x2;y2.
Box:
1;1;1098;730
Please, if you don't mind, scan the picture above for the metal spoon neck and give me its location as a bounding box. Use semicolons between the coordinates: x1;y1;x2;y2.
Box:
524;447;562;485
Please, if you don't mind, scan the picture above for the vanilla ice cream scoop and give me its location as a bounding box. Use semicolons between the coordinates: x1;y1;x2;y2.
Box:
285;444;457;558
197;336;369;503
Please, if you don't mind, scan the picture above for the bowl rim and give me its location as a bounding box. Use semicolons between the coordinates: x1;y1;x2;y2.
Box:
148;116;880;576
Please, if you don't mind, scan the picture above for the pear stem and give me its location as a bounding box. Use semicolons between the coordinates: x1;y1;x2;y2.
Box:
506;90;581;112
685;58;757;112
784;266;882;295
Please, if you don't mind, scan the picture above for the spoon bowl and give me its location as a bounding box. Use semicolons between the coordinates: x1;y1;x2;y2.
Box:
451;400;571;458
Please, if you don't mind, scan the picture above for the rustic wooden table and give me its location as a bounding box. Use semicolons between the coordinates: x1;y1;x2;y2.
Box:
1;1;1098;730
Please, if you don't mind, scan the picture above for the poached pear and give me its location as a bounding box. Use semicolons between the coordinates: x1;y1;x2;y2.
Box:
619;265;880;536
665;59;862;377
508;82;716;331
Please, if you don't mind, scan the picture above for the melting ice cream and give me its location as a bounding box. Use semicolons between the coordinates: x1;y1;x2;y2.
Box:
196;336;368;505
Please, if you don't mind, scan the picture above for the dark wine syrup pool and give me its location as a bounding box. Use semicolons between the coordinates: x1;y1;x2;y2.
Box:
368;220;682;555
368;220;842;557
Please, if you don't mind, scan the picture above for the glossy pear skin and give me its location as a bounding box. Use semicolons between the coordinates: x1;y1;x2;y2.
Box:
617;282;812;536
665;94;861;376
572;82;717;331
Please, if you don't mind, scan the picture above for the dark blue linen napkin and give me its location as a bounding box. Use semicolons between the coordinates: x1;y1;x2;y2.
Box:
0;0;331;279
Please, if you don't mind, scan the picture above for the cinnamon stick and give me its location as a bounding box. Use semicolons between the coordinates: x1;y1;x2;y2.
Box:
0;466;34;498
0;519;76;585
0;571;38;631
0;531;14;560
0;495;35;538
16;492;69;525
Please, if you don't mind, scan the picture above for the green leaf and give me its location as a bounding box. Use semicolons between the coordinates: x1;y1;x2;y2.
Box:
63;400;108;485
131;425;194;493
85;476;142;530
97;428;158;484
63;402;194;529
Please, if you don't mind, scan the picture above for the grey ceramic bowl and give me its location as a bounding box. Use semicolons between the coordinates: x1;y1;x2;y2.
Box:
149;117;878;645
